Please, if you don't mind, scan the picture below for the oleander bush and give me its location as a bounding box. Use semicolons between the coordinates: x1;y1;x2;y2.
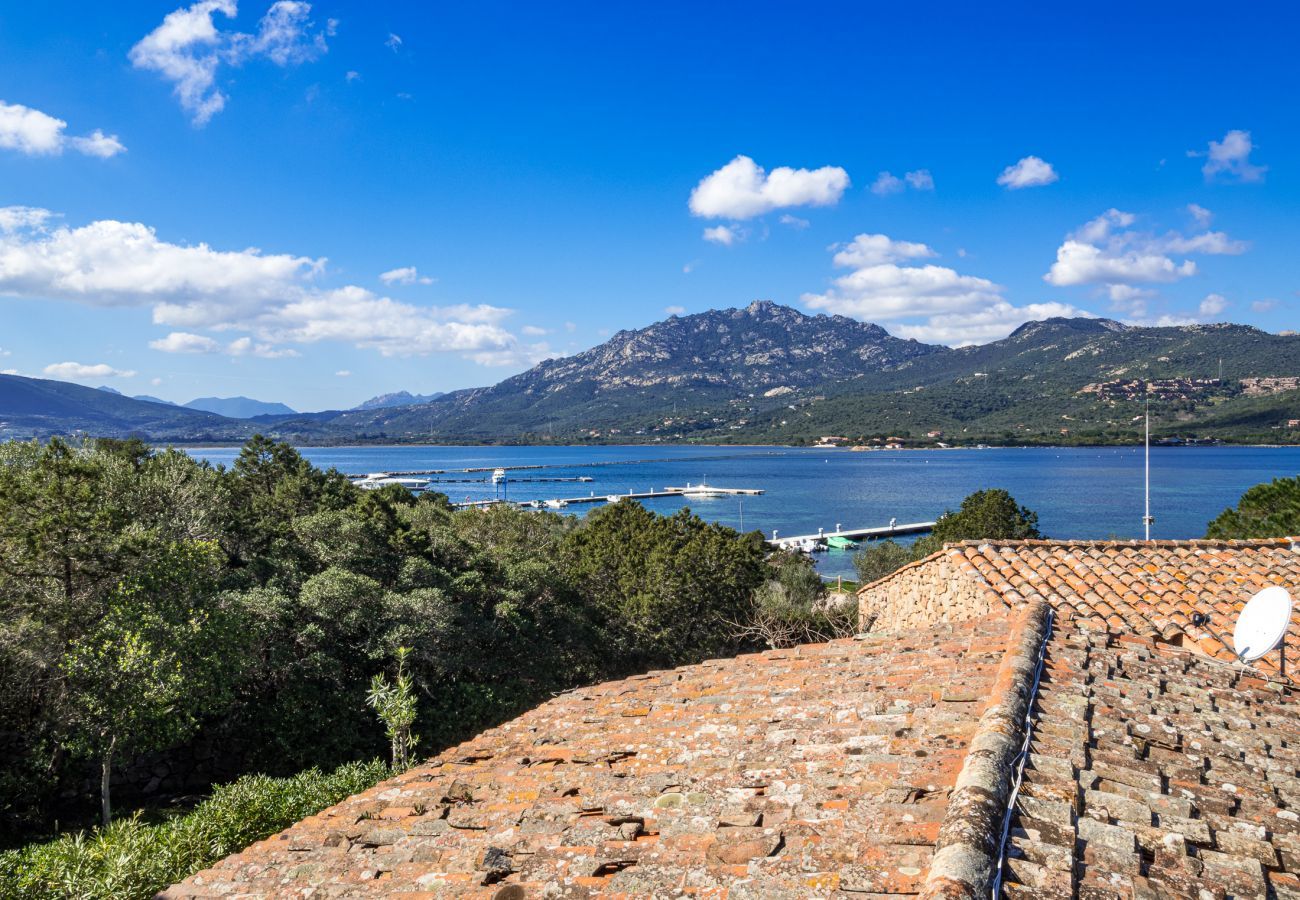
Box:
0;759;388;900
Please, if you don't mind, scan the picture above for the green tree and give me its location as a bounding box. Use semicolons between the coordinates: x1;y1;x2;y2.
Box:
733;552;854;649
852;539;915;586
1206;476;1300;539
59;541;238;825
911;488;1042;557
562;501;766;671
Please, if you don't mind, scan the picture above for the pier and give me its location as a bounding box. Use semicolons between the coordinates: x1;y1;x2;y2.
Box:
452;484;765;509
767;521;935;549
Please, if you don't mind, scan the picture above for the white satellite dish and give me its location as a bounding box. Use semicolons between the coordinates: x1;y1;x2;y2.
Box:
1233;586;1293;662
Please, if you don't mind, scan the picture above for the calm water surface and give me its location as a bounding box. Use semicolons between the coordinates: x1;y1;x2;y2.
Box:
189;445;1300;579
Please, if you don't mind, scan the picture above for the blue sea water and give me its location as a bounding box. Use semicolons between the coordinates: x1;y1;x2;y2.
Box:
188;445;1300;580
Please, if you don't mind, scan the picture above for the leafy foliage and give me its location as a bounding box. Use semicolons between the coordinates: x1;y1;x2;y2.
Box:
1205;476;1300;539
853;489;1044;588
0;760;387;900
367;647;421;770
0;436;773;849
733;552;856;649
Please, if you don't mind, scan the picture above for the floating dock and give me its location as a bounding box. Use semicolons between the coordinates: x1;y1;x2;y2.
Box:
452;485;764;509
768;521;935;549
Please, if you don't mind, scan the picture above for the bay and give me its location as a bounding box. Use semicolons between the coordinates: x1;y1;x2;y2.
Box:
188;445;1300;579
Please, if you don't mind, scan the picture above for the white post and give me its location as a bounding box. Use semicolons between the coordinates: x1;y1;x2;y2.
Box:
1143;396;1153;541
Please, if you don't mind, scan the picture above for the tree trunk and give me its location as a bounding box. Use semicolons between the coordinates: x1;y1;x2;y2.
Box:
100;735;115;827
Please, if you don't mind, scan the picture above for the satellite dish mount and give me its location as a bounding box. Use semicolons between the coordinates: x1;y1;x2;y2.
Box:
1231;586;1293;676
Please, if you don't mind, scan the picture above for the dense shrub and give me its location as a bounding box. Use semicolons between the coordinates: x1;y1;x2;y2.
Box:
853;488;1043;589
1206;476;1300;539
0;760;388;900
0;436;770;844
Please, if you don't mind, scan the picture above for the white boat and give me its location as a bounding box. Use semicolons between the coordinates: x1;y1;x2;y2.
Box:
797;538;820;554
544;498;569;509
491;468;507;484
352;472;431;491
677;480;725;499
606;494;624;503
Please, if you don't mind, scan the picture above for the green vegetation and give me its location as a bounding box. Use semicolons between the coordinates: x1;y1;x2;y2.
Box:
1206;476;1300;539
367;647;421;771
0;435;770;852
0;759;388;900
733;551;857;649
854;488;1043;583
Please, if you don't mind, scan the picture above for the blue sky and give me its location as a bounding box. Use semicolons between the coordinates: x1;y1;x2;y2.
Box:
1;1;1296;411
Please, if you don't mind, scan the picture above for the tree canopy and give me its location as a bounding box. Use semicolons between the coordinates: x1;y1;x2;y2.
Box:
1206;476;1300;539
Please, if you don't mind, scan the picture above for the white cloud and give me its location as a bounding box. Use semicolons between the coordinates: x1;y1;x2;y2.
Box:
803;231;1093;345
997;155;1058;189
0;206;54;232
0;208;516;359
150;331;220;353
703;224;740;246
1198;293;1228;317
1045;208;1246;296
831;234;936;268
385;32;403;51
891;301;1093;346
0;348;8;356
130;0;330;126
1197;129;1266;183
226;337;299;358
564;321;576;333
1046;240;1196;288
151;377;163;386
521;325;549;336
805;263;1007;321
469;342;557;368
2;369;19;376
870;169;933;196
904;169;935;191
870;172;904;195
1187;203;1213;227
379;266;434;285
689;155;849;220
44;361;136;380
664;305;686;316
778;214;809;229
1252;299;1277;313
335;369;350;377
345;70;360;82
0;101;126;158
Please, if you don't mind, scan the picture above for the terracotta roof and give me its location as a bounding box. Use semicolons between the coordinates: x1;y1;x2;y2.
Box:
1003;621;1300;899
164;539;1300;898
915;538;1300;671
163;611;1021;898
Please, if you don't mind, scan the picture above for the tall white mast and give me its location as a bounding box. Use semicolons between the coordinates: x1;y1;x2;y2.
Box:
1143;395;1153;540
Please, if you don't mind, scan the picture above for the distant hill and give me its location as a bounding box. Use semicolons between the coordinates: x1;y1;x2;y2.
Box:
353;390;446;411
0;374;251;441
184;396;296;418
4;305;1298;445
132;394;177;406
270;304;1299;445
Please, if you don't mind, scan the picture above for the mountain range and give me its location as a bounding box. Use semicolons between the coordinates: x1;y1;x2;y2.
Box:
3;301;1298;445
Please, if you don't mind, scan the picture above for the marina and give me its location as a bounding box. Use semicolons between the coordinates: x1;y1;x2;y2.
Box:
192;444;1300;580
768;520;936;552
450;483;766;510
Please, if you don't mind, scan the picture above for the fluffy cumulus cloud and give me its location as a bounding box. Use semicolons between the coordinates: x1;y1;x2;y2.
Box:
0;206;518;360
0;101;126;158
1044;208;1247;308
1196;129;1266;183
379;266;434;286
150;331;220;353
831;234;937;268
44;361;136;380
997;155;1058;189
702;224;740;246
130;1;331;125
1198;293;1228;317
689;155;849;220
802;231;1092;345
870;169;933;195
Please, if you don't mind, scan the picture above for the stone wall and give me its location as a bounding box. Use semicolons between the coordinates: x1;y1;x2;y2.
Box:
857;553;1002;632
